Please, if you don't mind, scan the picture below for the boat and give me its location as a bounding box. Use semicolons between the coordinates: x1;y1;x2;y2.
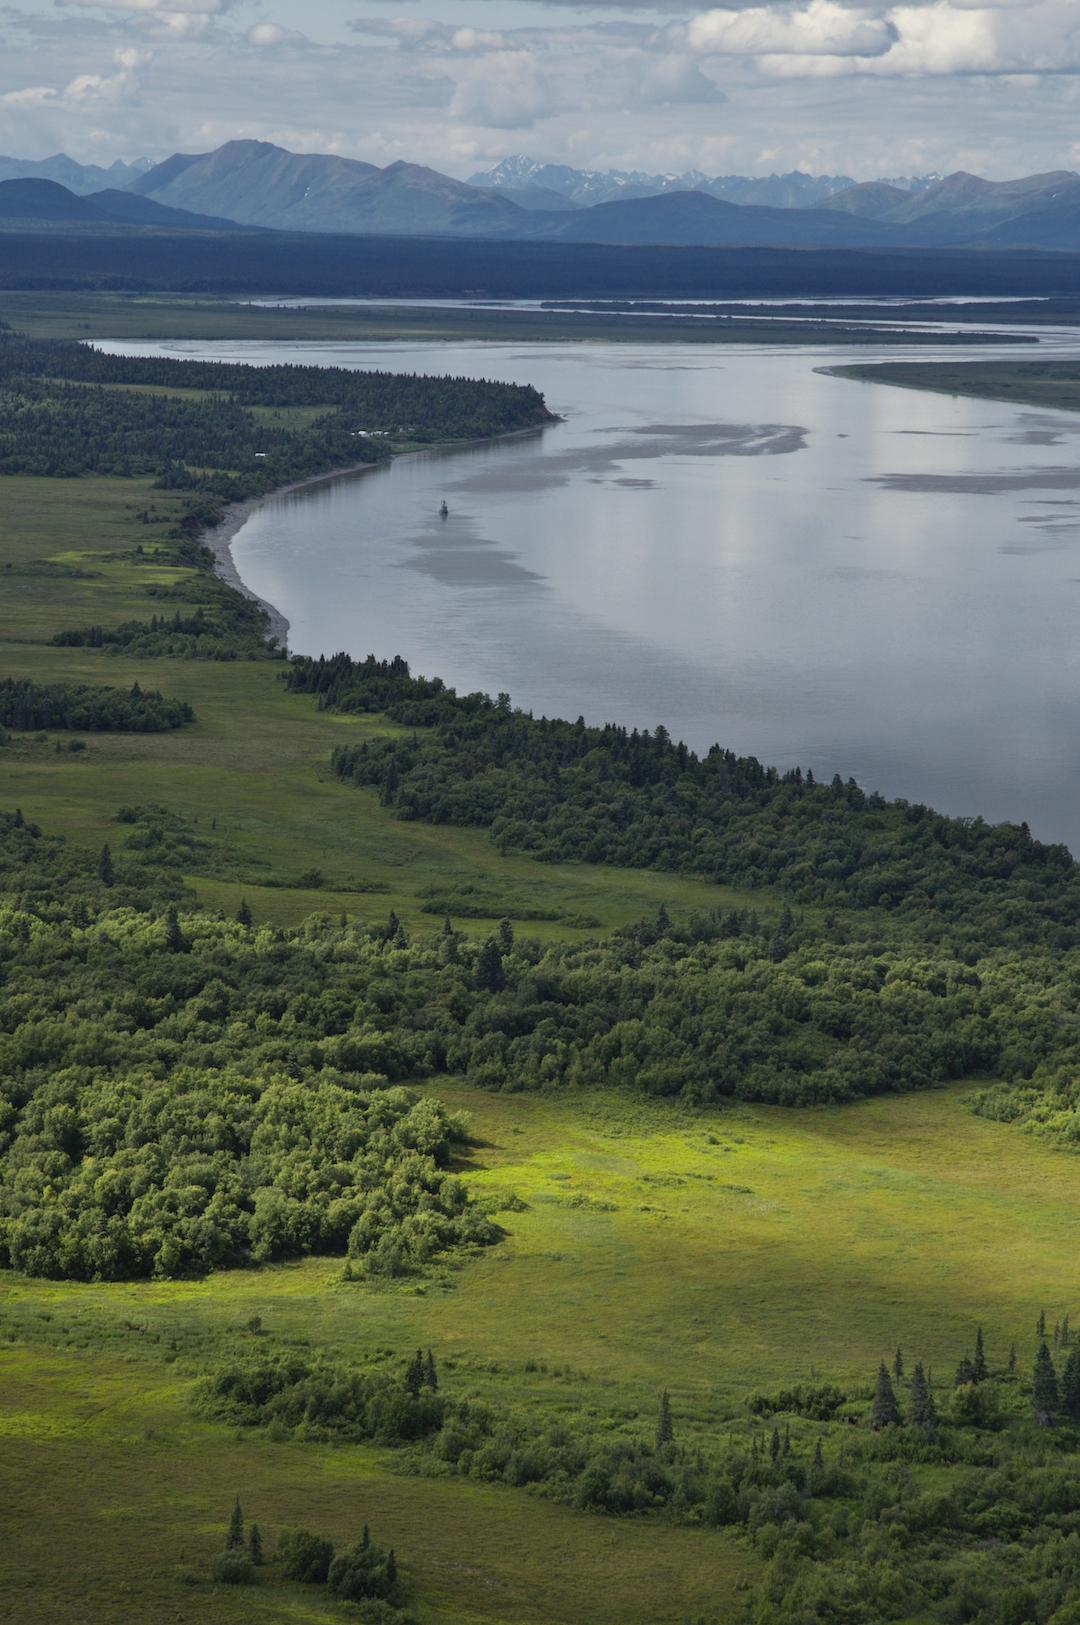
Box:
439;501;449;518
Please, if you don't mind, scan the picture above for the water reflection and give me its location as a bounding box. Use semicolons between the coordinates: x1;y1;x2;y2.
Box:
98;336;1080;848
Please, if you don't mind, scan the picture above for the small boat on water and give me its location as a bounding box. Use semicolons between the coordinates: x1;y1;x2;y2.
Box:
439;501;449;518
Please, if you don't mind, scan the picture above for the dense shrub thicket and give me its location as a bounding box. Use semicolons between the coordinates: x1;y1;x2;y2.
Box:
0;676;193;732
0;335;553;490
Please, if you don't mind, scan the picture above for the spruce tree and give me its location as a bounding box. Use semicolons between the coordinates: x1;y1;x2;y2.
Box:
870;1361;900;1429
424;1349;437;1391
475;937;506;994
770;1427;780;1463
1038;1309;1047;1338
164;904;184;953
98;843;114;887
1063;1347;1080;1422
811;1439;824;1474
497;917;514;954
443;912;453;935
361;1523;370;1550
973;1327;988;1384
405;1348;424;1398
248;1523;263;1565
1065;1315;1072;1348
387;1549;397;1584
782;1425;791;1456
954;1355;975;1388
893;1346;904;1382
1009;1343;1017;1375
386;910;399;940
226;1497;244;1550
1033;1341;1061;1427
656;1390;674;1448
908;1362;930;1426
236;898;253;927
1055;1322;1061;1347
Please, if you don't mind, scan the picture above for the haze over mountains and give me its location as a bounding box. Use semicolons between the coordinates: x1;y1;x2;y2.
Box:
3;141;1080;251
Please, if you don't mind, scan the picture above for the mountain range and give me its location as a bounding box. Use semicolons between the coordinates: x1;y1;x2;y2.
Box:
3;141;1080;251
467;156;942;211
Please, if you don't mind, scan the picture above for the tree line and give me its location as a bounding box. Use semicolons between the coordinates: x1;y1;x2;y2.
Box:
0;334;553;489
0;677;193;732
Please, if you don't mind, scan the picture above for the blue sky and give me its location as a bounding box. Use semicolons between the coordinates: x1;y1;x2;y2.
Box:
2;0;1078;182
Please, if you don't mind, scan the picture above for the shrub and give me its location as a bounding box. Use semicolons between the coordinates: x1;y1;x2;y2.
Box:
278;1528;334;1584
208;1550;255;1585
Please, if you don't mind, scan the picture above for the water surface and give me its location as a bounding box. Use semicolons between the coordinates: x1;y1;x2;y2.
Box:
102;335;1080;848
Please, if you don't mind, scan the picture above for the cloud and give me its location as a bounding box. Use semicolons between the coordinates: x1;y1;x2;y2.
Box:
247;21;305;45
682;0;1080;78
448;51;552;127
686;3;895;57
57;0;226;11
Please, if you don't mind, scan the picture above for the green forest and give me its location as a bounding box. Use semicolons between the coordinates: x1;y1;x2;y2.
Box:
0;334;553;499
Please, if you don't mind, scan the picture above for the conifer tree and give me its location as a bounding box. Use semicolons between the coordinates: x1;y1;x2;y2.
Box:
870;1361;900;1429
424;1349;437;1391
954;1355;975;1388
1065;1315;1071;1347
782;1425;791;1456
98;843;114;887
973;1327;988;1384
248;1523;263;1565
1008;1343;1016;1374
386;910;399;940
656;1390;674;1448
405;1348;424;1398
475;937;506;994
164;903;184;953
498;917;514;954
1033;1341;1061;1427
811;1439;824;1474
1038;1309;1047;1338
226;1497;244;1550
770;1427;780;1463
387;1549;397;1584
443;912;453;935
908;1362;930;1426
361;1523;370;1550
1063;1347;1080;1422
893;1346;904;1382
1055;1322;1061;1347
236;897;253;927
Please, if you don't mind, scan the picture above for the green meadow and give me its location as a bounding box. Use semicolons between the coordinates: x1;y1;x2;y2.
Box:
1;1080;1073;1623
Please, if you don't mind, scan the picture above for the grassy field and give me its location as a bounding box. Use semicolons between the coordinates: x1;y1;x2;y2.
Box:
1;1079;1072;1623
832;358;1080;414
0;289;1042;346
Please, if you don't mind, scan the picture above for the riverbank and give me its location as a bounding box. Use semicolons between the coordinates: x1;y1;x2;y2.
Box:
199;423;554;654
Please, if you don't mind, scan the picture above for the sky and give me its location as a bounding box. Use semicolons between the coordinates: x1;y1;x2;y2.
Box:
2;0;1079;183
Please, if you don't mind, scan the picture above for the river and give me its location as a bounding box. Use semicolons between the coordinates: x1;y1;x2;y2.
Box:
100;330;1080;849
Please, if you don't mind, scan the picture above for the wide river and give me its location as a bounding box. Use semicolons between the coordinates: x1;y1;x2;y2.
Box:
105;331;1080;849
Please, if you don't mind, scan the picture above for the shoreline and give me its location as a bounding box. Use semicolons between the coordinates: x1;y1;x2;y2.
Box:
199;423;553;652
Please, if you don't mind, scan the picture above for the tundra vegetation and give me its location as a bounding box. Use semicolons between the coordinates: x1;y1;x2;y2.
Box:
5;326;1080;1624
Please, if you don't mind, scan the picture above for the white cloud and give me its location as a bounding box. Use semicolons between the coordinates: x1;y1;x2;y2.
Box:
682;0;1080;78
247;21;304;45
686;3;895;58
57;0;227;11
448;51;551;127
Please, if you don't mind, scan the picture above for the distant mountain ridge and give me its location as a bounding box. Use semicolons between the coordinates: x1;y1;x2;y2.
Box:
467;155;943;210
7;143;1080;251
0;153;151;195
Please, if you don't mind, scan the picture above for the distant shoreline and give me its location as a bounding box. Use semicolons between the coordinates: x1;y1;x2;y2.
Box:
199;421;553;653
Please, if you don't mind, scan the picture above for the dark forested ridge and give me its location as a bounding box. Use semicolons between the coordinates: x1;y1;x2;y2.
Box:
0;334;553;493
4;228;1080;298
